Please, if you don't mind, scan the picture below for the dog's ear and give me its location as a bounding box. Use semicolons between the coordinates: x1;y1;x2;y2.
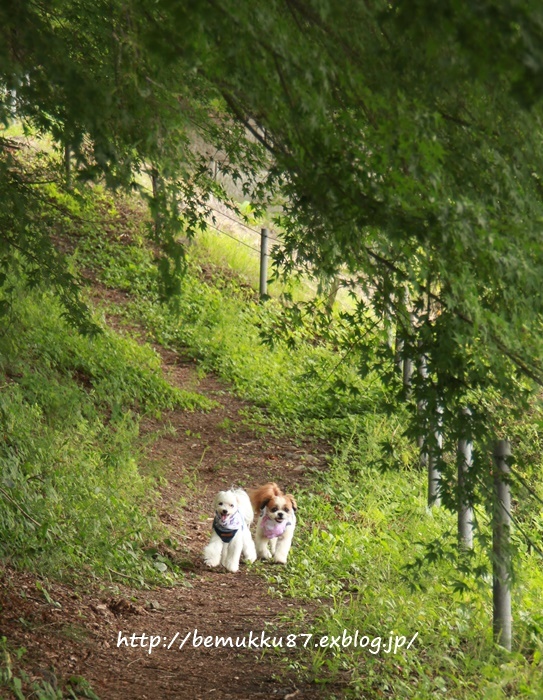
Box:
286;494;297;512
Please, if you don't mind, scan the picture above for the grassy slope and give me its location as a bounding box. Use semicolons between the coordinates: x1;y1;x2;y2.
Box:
0;178;217;584
72;187;543;698
0;167;541;698
0;285;216;582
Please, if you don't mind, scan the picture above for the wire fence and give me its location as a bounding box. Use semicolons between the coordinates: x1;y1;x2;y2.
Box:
207;204;281;242
206;221;262;254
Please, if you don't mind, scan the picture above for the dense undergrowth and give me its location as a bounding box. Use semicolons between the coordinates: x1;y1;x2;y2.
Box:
0;275;213;584
271;439;543;698
0;159;542;698
64;185;543;698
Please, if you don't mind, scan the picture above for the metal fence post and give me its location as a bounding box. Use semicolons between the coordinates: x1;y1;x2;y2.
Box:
394;334;403;375
260;227;269;298
492;440;512;651
403;312;417;394
394;287;408;375
403;352;413;394
417;354;428;471
428;404;443;507
64;142;72;189
458;407;474;548
151;168;161;236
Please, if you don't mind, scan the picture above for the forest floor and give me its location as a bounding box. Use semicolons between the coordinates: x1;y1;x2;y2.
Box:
0;287;345;699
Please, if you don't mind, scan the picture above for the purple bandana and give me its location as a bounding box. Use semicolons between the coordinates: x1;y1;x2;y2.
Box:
261;513;289;539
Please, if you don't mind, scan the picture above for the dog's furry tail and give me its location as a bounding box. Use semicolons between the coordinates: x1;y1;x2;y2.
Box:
234;488;254;526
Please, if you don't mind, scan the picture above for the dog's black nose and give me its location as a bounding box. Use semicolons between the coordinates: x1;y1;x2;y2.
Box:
221;509;228;515
277;513;284;520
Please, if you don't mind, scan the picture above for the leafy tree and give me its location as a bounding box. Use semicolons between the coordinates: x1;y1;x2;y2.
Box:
0;0;267;323
3;0;543;533
154;0;543;507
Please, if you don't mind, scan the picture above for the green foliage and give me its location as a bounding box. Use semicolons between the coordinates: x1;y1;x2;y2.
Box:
0;0;269;324
1;636;99;699
265;434;543;698
74;193;385;441
0;282;210;581
0;143;540;698
63;181;543;697
0;137;95;332
3;0;543;540
133;0;543;535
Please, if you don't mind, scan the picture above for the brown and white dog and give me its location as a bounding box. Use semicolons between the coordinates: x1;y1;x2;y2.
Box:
248;482;297;564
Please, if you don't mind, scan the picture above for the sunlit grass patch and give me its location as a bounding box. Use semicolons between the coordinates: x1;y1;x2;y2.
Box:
264;427;543;698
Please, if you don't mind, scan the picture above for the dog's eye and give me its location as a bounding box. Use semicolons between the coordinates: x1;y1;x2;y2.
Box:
271;507;278;512
218;502;223;506
284;508;289;512
230;504;234;508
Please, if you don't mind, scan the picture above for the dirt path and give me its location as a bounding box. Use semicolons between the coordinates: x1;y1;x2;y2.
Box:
1;329;342;698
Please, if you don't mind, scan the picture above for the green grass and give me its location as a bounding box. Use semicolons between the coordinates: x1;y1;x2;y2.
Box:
266;431;543;698
192;205;356;308
1;157;542;698
192;224;321;302
66;186;543;696
1;635;100;699
0;283;213;584
193;224;263;290
70;192;381;445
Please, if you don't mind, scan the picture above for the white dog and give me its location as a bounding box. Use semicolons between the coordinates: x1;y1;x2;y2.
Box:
203;488;256;573
248;482;297;564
